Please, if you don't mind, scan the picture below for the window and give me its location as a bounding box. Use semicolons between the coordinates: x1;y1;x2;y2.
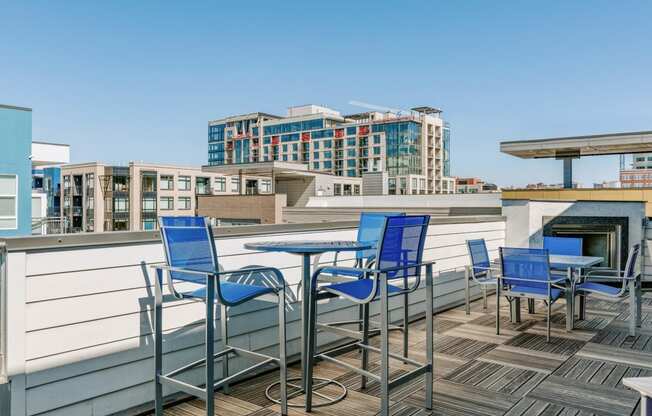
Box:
260;179;272;193
324;151;332;159
343;184;352;195
313;141;320;149
114;197;129;212
334;184;342;196
142;172;156;192
0;175;17;229
160;175;174;190
354;184;361;195
178;175;191;191
347;138;356;146
196;177;210;194
215;177;226;192
313;162;320;169
142;197;156;211
373;134;381;144
347;159;356;167
324;140;332;149
373;147;381;155
178;196;191;210
324;161;332;169
160;196;174;210
142;219;156;231
231;178;240;192
346;126;356;135
292;143;298;152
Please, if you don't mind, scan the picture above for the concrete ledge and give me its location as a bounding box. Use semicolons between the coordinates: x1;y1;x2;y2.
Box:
1;215;505;252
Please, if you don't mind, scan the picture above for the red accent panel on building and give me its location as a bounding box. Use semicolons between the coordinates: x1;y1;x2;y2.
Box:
358;125;370;135
301;132;311;142
272;136;280;145
334;129;344;138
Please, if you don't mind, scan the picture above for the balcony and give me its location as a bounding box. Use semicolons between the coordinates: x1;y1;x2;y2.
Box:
0;213;649;415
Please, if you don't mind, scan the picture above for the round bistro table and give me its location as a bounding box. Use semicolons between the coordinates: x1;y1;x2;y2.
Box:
244;240;373;408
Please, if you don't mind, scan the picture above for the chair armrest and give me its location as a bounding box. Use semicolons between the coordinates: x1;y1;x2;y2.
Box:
150;264;216;299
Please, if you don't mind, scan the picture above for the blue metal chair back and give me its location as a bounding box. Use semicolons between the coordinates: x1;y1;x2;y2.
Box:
356;212;405;260
159;216;218;284
467;239;490;278
624;243;641;279
543;236;582;256
499;247;552;289
376;215;430;279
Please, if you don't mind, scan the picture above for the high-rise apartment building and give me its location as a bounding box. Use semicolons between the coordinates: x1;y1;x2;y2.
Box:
208;104;454;195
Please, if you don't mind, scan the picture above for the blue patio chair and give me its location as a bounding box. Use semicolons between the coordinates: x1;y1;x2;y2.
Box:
465;239;500;314
543;236;583;256
575;243;641;335
497;247;567;342
306;215;434;416
151;216;288;416
315;212;411;355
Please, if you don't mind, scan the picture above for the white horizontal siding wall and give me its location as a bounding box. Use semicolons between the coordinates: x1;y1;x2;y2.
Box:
7;219;505;416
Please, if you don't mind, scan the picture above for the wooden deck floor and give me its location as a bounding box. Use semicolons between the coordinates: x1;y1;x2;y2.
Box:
157;293;652;416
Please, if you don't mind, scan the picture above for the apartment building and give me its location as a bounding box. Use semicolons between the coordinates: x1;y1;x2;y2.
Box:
455;177;498;193
619;154;652;188
61;162;264;232
208;104;454;195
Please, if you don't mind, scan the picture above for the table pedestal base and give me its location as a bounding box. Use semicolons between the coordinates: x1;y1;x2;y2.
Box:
265;377;347;408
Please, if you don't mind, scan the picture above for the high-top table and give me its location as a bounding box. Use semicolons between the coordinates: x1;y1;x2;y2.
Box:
244;240;373;408
510;254;603;330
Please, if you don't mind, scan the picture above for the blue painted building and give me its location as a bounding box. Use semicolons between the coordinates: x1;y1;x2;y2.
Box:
0;104;33;237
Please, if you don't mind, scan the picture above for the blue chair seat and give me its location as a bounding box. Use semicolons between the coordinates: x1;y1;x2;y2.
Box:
508;285;563;301
185;282;276;304
576;281;621;296
320;266;365;278
322;279;403;301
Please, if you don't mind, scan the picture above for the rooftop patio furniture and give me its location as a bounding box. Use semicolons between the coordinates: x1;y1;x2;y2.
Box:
316;211;411;356
497;247;567;342
623;376;652;416
306;215;434;416
544;236;583;256
244;239;372;408
575;243;641;335
465;238;500;315
152;216;289;416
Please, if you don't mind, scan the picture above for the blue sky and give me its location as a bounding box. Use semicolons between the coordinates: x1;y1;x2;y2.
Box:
2;1;651;187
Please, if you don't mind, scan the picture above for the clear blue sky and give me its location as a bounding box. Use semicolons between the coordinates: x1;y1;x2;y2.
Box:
2;1;651;187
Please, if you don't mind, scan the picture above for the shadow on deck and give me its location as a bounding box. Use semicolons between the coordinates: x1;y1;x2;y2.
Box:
154;293;652;416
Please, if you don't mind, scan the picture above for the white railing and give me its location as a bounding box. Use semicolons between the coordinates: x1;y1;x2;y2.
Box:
0;216;505;416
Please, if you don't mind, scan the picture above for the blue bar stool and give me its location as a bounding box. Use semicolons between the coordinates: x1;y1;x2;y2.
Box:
152;216;289;416
306;215;435;416
316;212;410;356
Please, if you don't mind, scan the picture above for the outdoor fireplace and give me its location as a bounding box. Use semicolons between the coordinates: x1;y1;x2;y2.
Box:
542;216;628;270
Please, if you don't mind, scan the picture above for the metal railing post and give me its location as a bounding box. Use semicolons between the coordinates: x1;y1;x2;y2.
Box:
0;242;7;385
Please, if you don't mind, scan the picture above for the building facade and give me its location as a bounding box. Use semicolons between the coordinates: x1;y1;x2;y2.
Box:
208;104;454;195
455;177;498;193
60;162;251;232
0;104;32;237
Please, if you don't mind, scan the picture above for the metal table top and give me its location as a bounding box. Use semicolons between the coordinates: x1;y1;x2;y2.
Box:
244;240;373;254
549;254;603;270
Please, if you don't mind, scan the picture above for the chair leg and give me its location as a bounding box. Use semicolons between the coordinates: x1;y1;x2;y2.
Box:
278;289;288;416
425;265;434;410
629;279;637;336
527;298;535;314
403;291;409;359
379;274;390;416
464;267;470;315
546;299;551;343
205;279;215;416
221;304;230;394
360;302;370;390
154;270;163;416
482;286;488;310
305;282;318;412
496;283;501;335
636;278;643;328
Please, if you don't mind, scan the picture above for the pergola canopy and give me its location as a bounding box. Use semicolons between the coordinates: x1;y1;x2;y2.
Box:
500;131;652;159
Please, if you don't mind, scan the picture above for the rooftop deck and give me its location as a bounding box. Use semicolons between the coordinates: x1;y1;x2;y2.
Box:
157;292;651;416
